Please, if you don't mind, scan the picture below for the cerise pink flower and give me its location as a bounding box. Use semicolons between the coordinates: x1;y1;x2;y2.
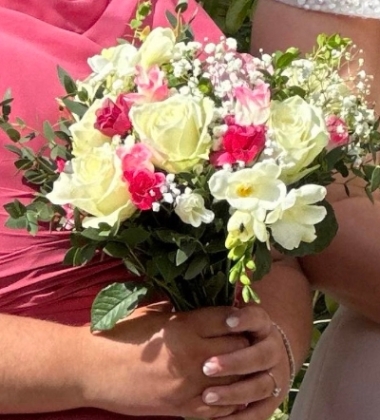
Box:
94;95;132;137
55;157;66;173
125;168;165;211
211;123;266;166
326;115;349;148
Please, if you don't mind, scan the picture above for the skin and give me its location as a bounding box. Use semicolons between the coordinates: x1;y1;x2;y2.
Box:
0;257;312;419
251;0;380;325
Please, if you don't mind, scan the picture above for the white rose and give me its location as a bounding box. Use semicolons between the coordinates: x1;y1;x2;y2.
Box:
267;184;327;250
47;143;136;228
130;95;214;173
175;193;214;227
209;161;287;212
269;96;329;184
70;99;111;157
135;27;176;68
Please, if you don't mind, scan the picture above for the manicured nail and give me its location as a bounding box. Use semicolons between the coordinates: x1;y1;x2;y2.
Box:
226;315;239;328
203;360;219;376
204;392;220;404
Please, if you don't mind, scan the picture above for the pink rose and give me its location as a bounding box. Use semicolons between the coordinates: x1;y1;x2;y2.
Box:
125;168;165;211
55;157;66;173
326;115;349;148
234;82;271;126
117;143;154;176
124;65;169;105
211;123;266;166
94;95;132;137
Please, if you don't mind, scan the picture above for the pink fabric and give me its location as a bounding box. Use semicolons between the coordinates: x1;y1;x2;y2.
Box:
0;0;221;418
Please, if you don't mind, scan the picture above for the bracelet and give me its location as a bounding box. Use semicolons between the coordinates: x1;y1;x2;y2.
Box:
272;322;296;389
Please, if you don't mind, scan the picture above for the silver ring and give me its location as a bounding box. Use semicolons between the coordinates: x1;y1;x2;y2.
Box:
267;371;282;398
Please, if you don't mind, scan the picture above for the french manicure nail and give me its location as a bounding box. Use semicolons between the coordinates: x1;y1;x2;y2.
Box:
226;315;239;328
204;392;220;404
203;361;219;376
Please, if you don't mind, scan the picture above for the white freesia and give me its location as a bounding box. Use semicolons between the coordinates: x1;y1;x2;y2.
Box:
130;95;214;173
269;96;329;184
70;99;111;157
227;210;255;243
88;43;138;80
209;161;287;212
175;193;214;227
135;27;176;68
227;209;268;244
267;184;327;250
47;143;136;228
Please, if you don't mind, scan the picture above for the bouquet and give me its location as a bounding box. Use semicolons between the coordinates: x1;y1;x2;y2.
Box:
2;1;379;331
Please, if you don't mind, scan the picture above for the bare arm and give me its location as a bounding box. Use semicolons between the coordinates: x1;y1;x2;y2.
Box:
0;308;252;418
251;0;380;323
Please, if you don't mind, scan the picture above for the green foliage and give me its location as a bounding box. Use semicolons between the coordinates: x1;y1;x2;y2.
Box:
91;282;149;331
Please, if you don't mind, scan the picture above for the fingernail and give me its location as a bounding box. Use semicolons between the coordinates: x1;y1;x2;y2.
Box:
226;315;239;328
203;360;219;376
204;392;219;404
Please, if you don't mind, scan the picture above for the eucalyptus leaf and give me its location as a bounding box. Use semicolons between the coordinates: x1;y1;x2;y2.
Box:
91;282;148;331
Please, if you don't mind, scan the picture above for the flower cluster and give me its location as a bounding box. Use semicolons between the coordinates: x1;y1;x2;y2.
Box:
3;21;379;328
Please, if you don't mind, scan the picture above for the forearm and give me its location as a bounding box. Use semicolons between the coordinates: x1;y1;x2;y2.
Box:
0;313;88;414
254;256;313;372
300;194;380;323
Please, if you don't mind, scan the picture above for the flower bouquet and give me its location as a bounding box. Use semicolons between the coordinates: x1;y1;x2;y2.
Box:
2;1;379;331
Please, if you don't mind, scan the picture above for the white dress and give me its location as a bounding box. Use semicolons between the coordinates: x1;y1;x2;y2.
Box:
270;1;380;419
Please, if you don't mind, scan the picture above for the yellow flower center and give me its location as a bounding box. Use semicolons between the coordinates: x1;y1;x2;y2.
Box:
236;184;254;197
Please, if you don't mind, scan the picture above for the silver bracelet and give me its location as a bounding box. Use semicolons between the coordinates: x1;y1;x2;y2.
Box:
272;322;296;389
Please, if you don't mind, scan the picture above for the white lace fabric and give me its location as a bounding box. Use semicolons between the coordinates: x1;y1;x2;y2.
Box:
273;0;380;19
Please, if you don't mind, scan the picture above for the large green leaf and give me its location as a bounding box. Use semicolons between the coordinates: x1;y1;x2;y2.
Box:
91;282;148;331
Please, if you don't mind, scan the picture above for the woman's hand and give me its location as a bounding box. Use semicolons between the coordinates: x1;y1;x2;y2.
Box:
200;305;291;420
79;304;262;419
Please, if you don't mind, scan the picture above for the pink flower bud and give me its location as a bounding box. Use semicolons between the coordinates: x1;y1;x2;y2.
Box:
94;95;132;137
326;115;349;148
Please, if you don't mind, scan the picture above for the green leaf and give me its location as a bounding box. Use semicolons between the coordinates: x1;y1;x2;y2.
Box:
124;258;143;276
118;227;150;248
5;144;22;157
175;242;196;266
370;165;380;191
103;242;130;258
61;98;88;118
24;169;47;185
91;282;148;331
184;254;208;280
165;10;177;28
325;147;344;171
253;241;272;281
225;0;251;34
43;121;56;143
6;128;21;142
154;254;186;282
5;215;28;230
57;66;77;95
3;200;27;218
81;227;107;242
275;51;299;69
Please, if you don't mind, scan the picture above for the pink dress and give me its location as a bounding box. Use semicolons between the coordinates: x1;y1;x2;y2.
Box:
0;0;221;418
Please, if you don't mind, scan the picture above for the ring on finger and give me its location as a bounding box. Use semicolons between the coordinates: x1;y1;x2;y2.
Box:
267;370;281;398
